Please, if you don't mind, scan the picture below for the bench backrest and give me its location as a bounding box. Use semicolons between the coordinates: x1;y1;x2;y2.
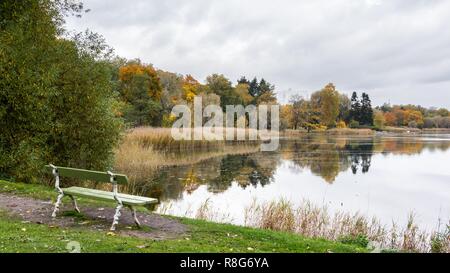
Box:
45;165;128;185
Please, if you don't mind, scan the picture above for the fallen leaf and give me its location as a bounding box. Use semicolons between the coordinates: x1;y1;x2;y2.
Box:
107;232;116;236
136;245;148;249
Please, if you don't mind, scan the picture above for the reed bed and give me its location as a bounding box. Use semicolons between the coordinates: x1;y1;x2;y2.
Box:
242;199;449;253
125;127;264;152
114;127;260;190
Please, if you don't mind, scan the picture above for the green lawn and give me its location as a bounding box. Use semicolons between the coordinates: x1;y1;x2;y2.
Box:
0;180;366;253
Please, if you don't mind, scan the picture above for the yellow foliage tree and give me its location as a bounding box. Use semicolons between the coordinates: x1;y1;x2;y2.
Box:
182;74;200;103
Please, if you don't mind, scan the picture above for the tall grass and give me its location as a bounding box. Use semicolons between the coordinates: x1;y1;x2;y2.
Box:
126;127;262;152
242;199;449;252
114;127;260;190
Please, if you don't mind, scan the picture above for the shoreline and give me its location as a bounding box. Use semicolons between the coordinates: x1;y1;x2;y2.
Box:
282;127;450;137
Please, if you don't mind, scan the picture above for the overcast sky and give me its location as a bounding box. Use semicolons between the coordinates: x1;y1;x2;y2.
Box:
66;0;450;108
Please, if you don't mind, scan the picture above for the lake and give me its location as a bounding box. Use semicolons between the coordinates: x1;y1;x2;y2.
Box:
146;134;450;230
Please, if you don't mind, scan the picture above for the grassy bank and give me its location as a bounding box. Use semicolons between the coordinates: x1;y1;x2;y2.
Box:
0;180;365;253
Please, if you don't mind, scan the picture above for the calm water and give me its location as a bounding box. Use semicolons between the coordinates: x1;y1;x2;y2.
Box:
147;134;450;230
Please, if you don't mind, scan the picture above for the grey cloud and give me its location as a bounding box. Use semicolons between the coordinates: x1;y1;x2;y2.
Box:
65;0;450;108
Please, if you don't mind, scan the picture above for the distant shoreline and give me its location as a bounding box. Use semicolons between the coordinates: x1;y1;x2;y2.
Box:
282;127;450;137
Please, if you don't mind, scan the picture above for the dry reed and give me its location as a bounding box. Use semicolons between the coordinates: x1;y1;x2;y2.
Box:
241;199;449;253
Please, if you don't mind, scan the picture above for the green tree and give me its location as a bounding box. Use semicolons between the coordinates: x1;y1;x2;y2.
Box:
360;92;374;126
0;0;60;181
248;77;260;98
349;92;361;123
0;0;123;181
338;94;351;123
206;74;239;108
49;37;123;170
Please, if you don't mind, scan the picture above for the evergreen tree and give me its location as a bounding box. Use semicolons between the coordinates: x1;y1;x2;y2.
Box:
360;92;374;125
237;76;249;85
350;92;361;123
248;77;260;97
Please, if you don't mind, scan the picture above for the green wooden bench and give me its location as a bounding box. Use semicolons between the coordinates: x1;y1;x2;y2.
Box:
45;164;158;231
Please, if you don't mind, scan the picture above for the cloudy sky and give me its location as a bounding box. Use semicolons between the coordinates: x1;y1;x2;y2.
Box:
66;0;450;108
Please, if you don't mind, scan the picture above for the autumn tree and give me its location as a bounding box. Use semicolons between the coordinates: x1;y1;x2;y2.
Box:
311;83;340;127
373;110;386;129
289;95;318;130
234;83;253;105
181;74;200;103
338;94;351;123
118;60;163;126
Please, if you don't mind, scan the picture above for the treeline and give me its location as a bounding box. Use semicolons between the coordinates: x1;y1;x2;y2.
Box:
374;104;450;129
112;59;277;127
281;85;450;131
281;84;375;131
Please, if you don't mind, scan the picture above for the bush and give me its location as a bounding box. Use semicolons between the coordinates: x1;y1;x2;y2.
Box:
336;121;347;129
0;1;124;182
349;120;360;128
338;234;370;248
47;39;124;171
408;121;418;128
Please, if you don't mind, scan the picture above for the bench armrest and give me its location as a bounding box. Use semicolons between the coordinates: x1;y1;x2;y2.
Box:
49;164;63;195
107;171;123;205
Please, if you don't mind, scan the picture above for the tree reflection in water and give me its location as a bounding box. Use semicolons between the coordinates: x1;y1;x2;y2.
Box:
131;135;450;201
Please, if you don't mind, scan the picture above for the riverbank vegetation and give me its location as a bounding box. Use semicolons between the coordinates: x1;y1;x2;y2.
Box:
243;199;449;253
0;180;365;253
114;127;260;189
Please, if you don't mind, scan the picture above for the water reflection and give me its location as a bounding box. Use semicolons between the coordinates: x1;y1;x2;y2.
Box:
137;134;450;202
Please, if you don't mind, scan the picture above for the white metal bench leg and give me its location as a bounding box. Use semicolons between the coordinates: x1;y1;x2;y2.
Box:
130;206;141;228
68;195;80;213
110;202;123;231
52;192;64;218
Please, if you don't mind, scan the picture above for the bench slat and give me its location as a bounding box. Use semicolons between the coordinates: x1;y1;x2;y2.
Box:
62;187;158;206
45;165;128;185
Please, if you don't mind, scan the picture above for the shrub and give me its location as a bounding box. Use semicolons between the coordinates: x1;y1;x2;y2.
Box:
0;1;123;182
336;121;347;129
349;120;360;128
338;234;370;248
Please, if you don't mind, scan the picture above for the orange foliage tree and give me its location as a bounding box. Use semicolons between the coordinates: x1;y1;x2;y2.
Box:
119;62;162;101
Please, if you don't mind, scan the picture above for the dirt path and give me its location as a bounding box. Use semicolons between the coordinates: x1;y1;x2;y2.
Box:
0;193;188;240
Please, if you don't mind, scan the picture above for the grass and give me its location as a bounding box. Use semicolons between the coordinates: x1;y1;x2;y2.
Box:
0;180;366;253
124;127;263;152
114;127;260;188
244;199;450;253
